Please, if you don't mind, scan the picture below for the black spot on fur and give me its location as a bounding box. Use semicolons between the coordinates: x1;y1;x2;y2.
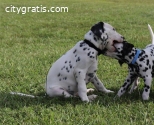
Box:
73;49;77;53
146;59;149;65
79;42;86;47
88;73;94;78
139;64;142;67
139;58;144;61
76;57;80;62
94;37;97;41
69;64;72;69
149;64;151;69
57;73;60;77
65;61;67;63
83;48;87;51
144;85;150;89
87;51;91;56
143;67;148;72
61;66;65;70
122;82;127;87
145;89;148;92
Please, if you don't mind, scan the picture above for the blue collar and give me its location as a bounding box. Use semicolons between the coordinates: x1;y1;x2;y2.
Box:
131;49;141;64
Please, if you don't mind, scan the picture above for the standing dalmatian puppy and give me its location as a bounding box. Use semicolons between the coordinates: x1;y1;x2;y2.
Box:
46;22;124;102
105;24;154;100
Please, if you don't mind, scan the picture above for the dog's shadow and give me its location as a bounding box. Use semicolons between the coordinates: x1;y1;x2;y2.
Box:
1;88;154;110
0;91;83;109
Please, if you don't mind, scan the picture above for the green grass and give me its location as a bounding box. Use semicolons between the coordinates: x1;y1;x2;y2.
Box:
1;0;154;124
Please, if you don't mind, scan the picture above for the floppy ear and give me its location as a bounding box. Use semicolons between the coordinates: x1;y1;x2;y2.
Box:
91;22;104;38
122;42;134;56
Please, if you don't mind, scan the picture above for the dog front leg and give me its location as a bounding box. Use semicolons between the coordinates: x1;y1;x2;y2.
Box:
75;70;90;102
117;74;136;97
91;75;114;93
142;76;152;100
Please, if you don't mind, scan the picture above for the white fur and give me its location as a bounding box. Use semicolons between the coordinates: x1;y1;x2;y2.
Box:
148;24;154;44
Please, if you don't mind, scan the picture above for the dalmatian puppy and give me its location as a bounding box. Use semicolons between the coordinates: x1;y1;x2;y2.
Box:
45;22;124;102
105;24;154;100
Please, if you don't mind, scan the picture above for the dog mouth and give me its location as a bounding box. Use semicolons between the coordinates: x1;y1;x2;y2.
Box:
105;40;124;52
112;40;119;52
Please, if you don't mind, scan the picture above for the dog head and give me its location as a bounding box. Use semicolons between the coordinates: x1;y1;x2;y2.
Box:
84;22;124;52
105;41;134;65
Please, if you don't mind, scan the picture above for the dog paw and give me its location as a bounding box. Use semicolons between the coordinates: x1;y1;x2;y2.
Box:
128;89;134;94
88;94;98;102
113;95;120;100
87;88;95;93
104;89;114;93
142;93;149;100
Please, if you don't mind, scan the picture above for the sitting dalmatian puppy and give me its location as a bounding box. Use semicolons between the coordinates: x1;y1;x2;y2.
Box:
46;22;124;102
105;24;154;100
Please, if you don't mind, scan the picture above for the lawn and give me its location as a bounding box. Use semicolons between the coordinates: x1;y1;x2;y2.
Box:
1;0;154;124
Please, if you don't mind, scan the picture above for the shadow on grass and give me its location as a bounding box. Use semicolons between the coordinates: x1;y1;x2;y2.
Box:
97;87;154;105
1;87;154;109
0;91;83;109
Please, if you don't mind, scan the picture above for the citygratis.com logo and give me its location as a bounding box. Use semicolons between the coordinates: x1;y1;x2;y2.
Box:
5;5;68;14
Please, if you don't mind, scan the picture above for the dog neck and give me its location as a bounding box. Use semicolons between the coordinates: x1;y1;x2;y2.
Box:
83;39;106;55
84;31;106;50
123;47;141;65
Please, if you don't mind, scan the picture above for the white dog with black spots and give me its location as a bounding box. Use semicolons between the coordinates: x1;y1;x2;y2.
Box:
105;24;154;100
45;22;125;102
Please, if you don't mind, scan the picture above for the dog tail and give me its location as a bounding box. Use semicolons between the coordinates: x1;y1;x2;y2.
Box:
10;92;44;98
148;24;154;45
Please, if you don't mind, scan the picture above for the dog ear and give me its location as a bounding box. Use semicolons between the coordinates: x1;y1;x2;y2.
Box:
122;42;134;56
91;22;104;38
118;60;124;66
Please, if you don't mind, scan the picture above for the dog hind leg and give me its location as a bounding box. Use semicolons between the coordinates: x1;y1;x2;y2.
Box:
129;77;139;94
46;86;73;98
